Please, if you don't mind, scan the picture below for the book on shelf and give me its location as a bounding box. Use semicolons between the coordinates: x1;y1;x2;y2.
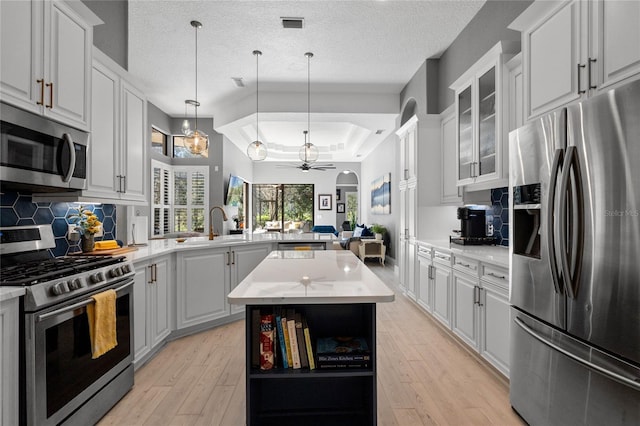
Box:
303;318;315;370
281;315;293;367
259;314;275;370
274;307;289;369
251;309;261;369
286;309;302;369
316;337;370;368
294;313;309;369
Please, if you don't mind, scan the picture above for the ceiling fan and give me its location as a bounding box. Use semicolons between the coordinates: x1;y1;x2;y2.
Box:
277;162;336;172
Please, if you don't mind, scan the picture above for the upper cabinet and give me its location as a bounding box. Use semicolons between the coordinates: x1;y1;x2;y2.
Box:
450;41;517;190
0;0;101;130
510;0;640;120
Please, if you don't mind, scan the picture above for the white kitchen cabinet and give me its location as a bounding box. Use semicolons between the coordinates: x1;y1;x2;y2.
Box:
79;50;147;204
440;106;462;205
506;53;524;132
416;245;433;312
1;296;20;426
431;249;453;328
451;254;481;348
177;244;271;329
451;41;516;190
0;0;100;130
479;264;511;376
133;255;172;367
229;244;272;314
511;0;640;120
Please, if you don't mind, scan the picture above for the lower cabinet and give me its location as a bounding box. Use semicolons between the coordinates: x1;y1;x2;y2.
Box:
1;296;20;426
432;250;453;328
452;270;480;348
177;244;271;329
479;268;511;376
133;255;172;366
416;246;433;312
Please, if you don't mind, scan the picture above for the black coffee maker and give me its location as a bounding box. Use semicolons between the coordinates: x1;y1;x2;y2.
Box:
452;206;496;245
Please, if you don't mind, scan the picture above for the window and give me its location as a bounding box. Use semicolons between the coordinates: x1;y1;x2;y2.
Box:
151;127;168;156
173;136;209;158
253;184;314;232
152;160;209;236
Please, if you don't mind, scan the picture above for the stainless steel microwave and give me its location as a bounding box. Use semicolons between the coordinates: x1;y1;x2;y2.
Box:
1;102;88;191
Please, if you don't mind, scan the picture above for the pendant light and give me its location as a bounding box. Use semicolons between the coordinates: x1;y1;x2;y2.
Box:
181;100;193;136
299;52;319;163
247;50;267;161
184;20;209;156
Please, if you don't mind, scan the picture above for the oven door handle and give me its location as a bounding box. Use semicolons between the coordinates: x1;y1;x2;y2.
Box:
36;280;133;322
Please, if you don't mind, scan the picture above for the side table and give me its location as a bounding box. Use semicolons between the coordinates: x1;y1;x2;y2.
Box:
359;239;386;265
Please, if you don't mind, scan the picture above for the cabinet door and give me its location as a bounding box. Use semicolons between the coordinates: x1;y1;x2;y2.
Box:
440;107;461;204
432;263;452;328
457;83;474;184
151;256;171;345
476;65;497;180
592;0;640;91
132;264;150;363
230;244;270;314
0;0;42;113
1;298;20;426
177;249;230;329
44;0;92;129
87;61;119;197
417;257;432;312
480;283;511;376
121;81;147;203
452;271;479;349
406;240;417;301
525;0;585;118
507;54;524;132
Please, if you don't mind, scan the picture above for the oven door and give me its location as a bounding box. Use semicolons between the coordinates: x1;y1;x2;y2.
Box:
24;279;133;426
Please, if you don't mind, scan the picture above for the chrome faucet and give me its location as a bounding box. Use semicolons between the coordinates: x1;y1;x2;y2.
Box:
209;206;228;240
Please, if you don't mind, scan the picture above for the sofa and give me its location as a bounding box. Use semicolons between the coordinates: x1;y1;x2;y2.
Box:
336;224;376;257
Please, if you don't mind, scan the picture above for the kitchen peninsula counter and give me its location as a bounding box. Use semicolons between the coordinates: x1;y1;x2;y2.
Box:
228;250;394;425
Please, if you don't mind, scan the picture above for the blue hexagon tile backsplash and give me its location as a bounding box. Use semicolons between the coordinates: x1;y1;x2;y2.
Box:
491;187;509;247
0;191;117;257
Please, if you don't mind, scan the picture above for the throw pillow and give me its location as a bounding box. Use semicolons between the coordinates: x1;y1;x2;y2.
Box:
353;225;364;237
362;226;373;237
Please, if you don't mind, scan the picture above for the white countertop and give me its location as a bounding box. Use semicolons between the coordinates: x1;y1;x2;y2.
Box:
227;250;395;305
0;287;25;302
124;232;338;263
418;239;509;268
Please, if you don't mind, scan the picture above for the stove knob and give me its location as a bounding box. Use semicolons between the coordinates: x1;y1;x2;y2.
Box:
121;264;132;274
69;278;85;290
109;267;123;278
90;272;104;284
51;281;70;296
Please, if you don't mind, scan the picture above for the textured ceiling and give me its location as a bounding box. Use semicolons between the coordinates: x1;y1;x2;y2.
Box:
128;0;485;161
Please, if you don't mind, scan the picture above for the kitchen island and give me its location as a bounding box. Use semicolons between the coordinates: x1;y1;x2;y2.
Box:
228;250;394;425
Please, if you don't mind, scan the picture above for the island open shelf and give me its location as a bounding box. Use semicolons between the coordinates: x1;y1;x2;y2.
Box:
228;250;394;426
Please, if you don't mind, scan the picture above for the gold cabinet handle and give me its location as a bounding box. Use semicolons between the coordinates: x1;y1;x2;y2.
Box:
37;79;45;105
45;82;53;108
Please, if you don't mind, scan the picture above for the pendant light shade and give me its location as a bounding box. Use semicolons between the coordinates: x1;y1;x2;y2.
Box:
299;130;319;163
247;50;267;161
184;20;209;155
299;52;318;163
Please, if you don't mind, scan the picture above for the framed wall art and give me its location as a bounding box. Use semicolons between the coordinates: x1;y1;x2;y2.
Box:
318;194;332;210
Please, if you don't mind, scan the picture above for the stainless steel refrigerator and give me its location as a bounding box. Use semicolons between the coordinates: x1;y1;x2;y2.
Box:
509;79;640;425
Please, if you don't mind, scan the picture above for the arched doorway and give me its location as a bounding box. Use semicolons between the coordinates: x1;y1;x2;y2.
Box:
336;171;359;231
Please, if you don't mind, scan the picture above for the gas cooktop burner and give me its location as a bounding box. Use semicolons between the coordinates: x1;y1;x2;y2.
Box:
0;255;126;286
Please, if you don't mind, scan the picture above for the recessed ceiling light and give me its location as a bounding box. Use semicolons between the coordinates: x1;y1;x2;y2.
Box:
231;77;245;88
343;170;350;174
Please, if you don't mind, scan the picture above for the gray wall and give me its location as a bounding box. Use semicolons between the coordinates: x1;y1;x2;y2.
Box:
436;0;532;112
82;0;128;70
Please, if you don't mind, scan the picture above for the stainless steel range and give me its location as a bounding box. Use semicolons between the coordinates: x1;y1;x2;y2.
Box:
0;225;134;426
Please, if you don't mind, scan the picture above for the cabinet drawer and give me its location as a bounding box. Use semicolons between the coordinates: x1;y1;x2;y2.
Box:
453;254;479;276
481;263;509;289
417;245;432;259
432;250;451;266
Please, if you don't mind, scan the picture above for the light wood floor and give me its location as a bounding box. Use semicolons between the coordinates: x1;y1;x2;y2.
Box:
100;263;524;426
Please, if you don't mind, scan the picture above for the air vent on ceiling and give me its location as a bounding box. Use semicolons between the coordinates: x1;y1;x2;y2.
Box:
281;17;304;29
231;77;245;88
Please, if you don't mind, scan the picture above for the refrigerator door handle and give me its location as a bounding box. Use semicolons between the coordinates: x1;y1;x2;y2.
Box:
514;316;640;392
547;148;564;294
559;146;583;299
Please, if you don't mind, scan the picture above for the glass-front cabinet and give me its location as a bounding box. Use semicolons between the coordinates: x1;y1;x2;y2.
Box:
452;41;516;189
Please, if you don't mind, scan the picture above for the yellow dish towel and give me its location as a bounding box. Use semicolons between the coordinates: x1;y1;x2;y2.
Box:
86;289;118;359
